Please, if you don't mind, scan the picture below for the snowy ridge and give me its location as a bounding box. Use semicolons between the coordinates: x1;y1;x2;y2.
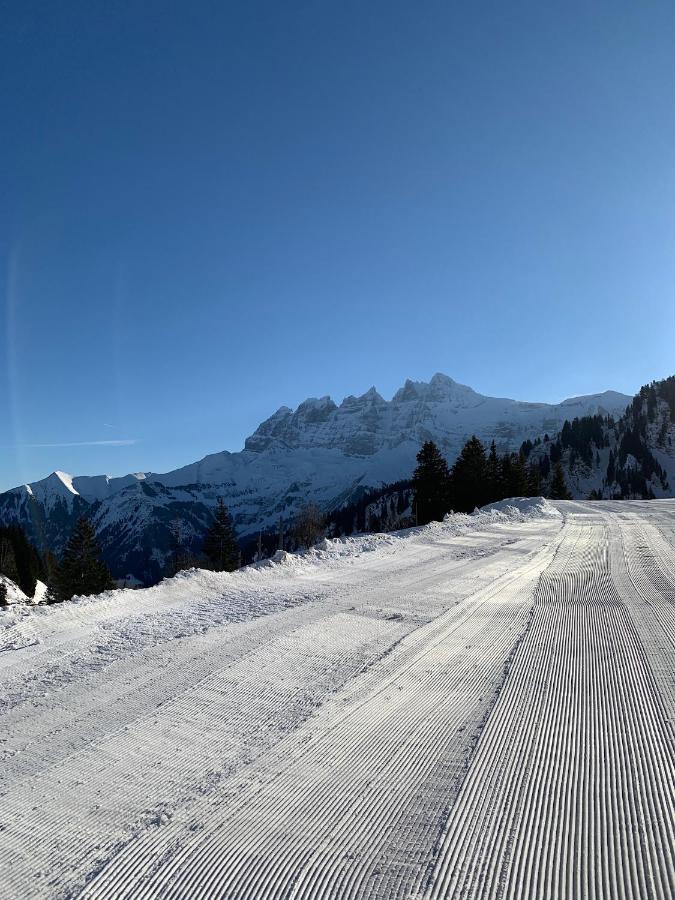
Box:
0;373;629;582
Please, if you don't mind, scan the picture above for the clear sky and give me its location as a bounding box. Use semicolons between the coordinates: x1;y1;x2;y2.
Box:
2;1;675;491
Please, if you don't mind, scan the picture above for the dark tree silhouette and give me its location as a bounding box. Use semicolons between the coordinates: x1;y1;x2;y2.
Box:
550;463;572;500
450;436;488;513
293;503;325;549
484;440;502;504
52;517;115;602
412;441;452;525
0;525;42;598
203;498;240;571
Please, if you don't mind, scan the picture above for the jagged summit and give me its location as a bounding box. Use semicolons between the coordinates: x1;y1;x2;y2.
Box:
243;374;628;457
393;373;479;404
0;373;633;584
50;471;79;496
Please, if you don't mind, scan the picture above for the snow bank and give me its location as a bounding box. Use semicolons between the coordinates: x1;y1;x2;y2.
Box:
0;578;48;608
0;498;559;625
257;497;561;574
479;496;561;520
0;575;28;605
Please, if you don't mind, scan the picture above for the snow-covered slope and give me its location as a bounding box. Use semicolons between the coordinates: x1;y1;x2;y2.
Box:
531;377;675;500
1;499;673;898
0;574;28;605
0;373;630;581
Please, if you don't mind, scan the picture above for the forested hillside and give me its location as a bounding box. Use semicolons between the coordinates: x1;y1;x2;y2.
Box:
527;376;675;500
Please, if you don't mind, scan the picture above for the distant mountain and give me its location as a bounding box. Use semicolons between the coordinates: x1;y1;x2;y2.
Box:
0;374;631;583
530;376;675;501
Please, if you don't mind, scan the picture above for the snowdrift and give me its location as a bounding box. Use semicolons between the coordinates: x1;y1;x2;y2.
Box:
0;498;560;622
260;496;561;573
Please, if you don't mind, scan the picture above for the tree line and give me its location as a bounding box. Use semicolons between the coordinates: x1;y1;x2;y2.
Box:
0;497;244;607
0;525;44;599
0;433;575;606
412;436;570;526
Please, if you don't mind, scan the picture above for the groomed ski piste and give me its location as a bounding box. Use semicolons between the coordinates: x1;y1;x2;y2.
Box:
1;498;674;899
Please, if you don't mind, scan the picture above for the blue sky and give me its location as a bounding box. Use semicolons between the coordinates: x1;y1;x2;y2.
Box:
2;1;675;490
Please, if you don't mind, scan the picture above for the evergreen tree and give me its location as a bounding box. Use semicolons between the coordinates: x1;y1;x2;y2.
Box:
0;533;20;586
42;550;60;586
0;525;42;598
527;463;542;496
52;517;115;602
293;503;325;549
168;518;199;575
42;550;63;604
539;453;551;480
485;441;502;504
203;498;240;571
550;463;572;500
450;436;488;513
502;452;530;498
500;453;513;499
0;581;7;608
549;440;562;463
412;441;451;524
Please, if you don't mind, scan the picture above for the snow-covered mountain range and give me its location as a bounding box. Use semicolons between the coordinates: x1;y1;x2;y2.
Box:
0;374;631;583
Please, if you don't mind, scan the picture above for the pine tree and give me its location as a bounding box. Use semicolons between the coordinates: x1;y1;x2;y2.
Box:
485;441;502;504
450;436;488;513
53;517;115;602
0;581;7;608
42;550;62;604
0;526;42;598
168;518;197;575
42;550;60;585
412;441;452;525
0;533;20;586
203;498;240;572
539;453;551;480
527;463;542;496
293;503;325;549
506;452;530;498
550;463;572;500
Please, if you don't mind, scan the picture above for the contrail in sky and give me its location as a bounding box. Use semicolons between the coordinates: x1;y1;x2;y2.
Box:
19;439;138;448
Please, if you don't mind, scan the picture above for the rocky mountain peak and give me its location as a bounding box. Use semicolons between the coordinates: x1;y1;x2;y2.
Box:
0;373;636;584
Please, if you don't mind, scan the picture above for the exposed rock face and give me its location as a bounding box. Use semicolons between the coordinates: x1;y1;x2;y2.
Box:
0;374;631;583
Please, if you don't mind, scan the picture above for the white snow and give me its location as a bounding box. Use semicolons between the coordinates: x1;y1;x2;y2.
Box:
0;574;28;605
3;374;631;545
1;498;673;899
53;470;79;495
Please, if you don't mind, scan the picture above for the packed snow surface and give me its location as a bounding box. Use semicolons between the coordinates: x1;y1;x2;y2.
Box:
1;499;674;899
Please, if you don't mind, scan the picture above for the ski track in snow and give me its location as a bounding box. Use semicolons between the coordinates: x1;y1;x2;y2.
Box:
0;500;674;898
